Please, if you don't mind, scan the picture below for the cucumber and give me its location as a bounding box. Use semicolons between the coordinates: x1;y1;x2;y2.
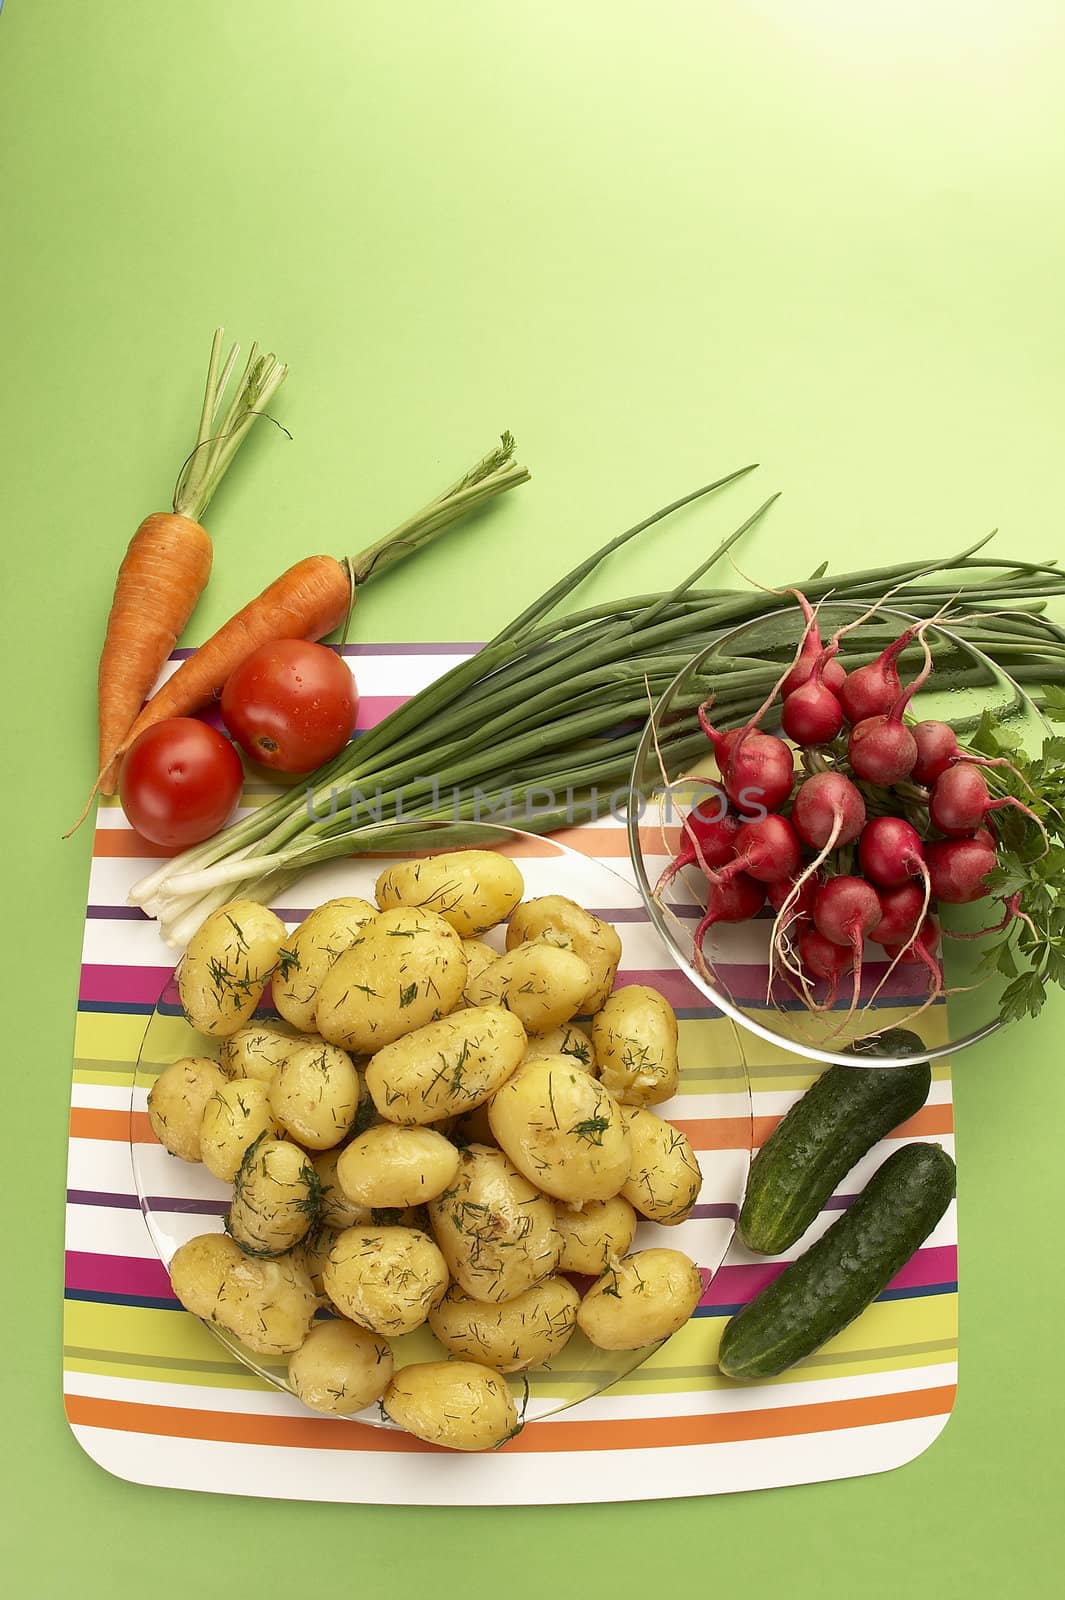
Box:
739;1028;932;1255
719;1141;955;1380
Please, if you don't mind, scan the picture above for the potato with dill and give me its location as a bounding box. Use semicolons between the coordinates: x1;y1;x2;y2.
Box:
311;1146;372;1229
225;1135;320;1256
488;1058;632;1203
178;900;286;1037
147;1057;230;1162
506;896;622;1012
336;1125;460;1208
464;943;591;1033
620;1106;702;1224
523;1021;597;1075
375;849;524;937
577;1248;704;1351
429;1277;580;1372
323;1224;449;1336
315;906;467;1053
169;1233;318;1355
288;1319;394;1416
461;938;500;987
268;1039;361;1150
220;1021;302;1083
555;1195;638;1275
364;1006;526;1124
200;1077;280;1182
273;896;377;1031
592;985;680;1107
292;1224;339;1297
383;1360;518;1452
429;1144;562;1303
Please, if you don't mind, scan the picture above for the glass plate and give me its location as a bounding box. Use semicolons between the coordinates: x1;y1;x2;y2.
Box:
628;604;1049;1068
132;821;752;1426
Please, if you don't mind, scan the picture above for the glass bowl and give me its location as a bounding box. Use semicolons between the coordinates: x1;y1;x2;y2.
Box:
132;820;752;1427
628;603;1049;1068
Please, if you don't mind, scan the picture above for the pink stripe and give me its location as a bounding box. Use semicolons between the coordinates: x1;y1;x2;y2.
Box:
65;1250;173;1300
702;1245;957;1308
354;694;408;731
79;965;171;1006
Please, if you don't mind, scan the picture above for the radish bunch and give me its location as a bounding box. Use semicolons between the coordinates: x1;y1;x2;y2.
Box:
656;596;1046;1034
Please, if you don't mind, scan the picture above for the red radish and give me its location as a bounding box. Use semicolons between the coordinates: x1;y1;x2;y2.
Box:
711;815;801;886
837;625;920;723
697;702;794;813
929;764;1045;841
692;872;766;975
812;876;884;1023
847;625;935;785
870;882;926;947
925;836;996;903
911;719;1030;789
768;872;819;919
882;916;943;998
791;771;867;850
781;649;845;747
797;927;855;1008
655;801;739;894
780;590;847;697
857;816;926;889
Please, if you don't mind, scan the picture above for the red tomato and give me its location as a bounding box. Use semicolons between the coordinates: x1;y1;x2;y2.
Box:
119;718;244;847
221;640;359;773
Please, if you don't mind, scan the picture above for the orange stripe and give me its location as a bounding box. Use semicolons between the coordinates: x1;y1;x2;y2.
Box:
74;1101;952;1151
91;824;673;863
65;1384;956;1455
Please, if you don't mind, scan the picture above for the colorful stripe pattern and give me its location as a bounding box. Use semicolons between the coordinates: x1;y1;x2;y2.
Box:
64;646;957;1504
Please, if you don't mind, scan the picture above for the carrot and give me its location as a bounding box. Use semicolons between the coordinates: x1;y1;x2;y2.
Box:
93;329;288;792
95;433;529;794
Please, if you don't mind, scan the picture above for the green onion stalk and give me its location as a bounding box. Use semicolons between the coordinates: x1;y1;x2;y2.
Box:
130;465;1065;945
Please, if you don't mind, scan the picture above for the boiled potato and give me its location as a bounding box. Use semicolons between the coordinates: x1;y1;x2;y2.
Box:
323;1224;449;1336
288;1318;394;1416
364;1007;526;1125
178;900;286;1037
383;1361;518;1452
336;1125;460;1208
577;1249;703;1351
429;1144;561;1303
220;1021;302;1083
315;907;467;1052
506;896;622;1011
592;985;679;1107
268;1039;361;1150
311;1146;372;1229
169;1232;244;1321
292;1225;339;1297
428;1277;580;1372
375;849;524;937
620;1106;702;1224
218;1251;319;1355
523;1022;597;1075
147;1057;229;1162
555;1195;638;1275
226;1136;320;1256
273;897;377;1031
169;1233;318;1354
461;938;499;986
488;1059;631;1203
465;944;591;1033
200;1078;280;1182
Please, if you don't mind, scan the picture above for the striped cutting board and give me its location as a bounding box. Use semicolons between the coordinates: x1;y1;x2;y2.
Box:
64;644;957;1504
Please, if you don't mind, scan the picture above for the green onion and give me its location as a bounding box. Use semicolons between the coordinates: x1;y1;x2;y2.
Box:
131;468;1065;946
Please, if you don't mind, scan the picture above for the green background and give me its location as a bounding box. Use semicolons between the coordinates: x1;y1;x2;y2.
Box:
2;1;1063;1594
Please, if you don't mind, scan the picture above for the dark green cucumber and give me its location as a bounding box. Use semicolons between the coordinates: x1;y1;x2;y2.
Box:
739;1028;932;1255
720;1141;956;1380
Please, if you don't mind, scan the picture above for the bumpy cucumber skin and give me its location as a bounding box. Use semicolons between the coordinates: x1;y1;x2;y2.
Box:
739;1030;932;1256
720;1142;956;1381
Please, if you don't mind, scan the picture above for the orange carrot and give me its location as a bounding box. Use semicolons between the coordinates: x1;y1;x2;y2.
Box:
97;434;529;793
92;329;287;794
